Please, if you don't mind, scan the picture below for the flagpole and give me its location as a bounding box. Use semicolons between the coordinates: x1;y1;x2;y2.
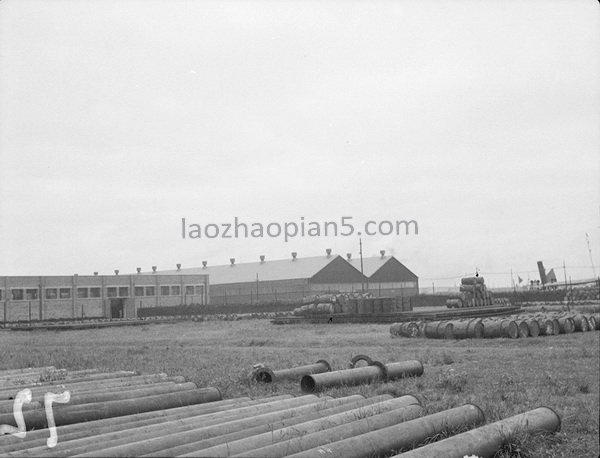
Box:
511;268;515;292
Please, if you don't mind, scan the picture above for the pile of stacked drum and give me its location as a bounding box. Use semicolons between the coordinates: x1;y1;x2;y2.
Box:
446;276;509;308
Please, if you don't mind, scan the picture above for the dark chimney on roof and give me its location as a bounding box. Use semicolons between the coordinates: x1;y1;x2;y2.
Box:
326;248;332;257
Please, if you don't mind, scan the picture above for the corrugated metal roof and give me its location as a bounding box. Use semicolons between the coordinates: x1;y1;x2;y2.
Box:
153;255;343;284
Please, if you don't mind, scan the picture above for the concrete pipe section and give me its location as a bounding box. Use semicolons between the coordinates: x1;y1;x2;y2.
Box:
250;360;331;383
396;406;561;458
301;359;423;393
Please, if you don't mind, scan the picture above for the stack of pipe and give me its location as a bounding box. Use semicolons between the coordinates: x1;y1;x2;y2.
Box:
0;367;563;458
0;367;221;432
0;393;426;457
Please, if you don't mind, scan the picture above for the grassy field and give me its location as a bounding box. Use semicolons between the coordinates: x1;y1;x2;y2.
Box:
1;319;598;457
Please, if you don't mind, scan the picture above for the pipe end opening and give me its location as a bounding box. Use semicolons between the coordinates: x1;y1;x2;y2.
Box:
301;375;316;392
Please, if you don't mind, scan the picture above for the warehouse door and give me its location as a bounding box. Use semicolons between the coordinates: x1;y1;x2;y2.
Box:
110;298;124;318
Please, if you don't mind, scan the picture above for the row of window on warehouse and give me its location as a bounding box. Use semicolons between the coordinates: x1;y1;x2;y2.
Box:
0;285;206;301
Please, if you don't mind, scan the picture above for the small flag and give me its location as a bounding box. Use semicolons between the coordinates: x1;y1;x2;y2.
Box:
518;276;523;283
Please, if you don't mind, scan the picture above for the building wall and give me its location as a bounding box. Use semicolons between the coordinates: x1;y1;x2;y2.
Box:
365;281;419;298
308;282;365;294
209;279;377;305
206;257;420;305
210;279;310;305
1;274;209;323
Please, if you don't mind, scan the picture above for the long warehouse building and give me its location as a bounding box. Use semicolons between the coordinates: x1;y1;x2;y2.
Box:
0;273;209;323
158;249;419;305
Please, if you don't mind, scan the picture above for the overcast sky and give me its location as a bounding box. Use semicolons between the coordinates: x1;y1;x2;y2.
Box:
1;0;598;288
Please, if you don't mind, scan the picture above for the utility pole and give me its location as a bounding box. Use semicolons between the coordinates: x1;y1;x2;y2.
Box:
359;238;364;292
563;260;569;310
586;233;596;278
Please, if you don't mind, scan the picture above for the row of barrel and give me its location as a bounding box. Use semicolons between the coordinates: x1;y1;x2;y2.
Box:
249;357;424;391
0;367;561;457
390;311;600;339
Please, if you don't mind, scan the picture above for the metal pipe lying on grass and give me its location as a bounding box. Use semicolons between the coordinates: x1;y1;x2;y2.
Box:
63;395;331;458
250;360;331;383
396;406;561;458
96;395;382;458
300;360;423;393
22;395;321;458
286;404;485;458
142;395;394;457
0;374;186;400
0;382;199;414
0;396;290;454
228;396;423;458
0;387;222;431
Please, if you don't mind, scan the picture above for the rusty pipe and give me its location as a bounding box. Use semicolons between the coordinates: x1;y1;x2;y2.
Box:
396;406;561;458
